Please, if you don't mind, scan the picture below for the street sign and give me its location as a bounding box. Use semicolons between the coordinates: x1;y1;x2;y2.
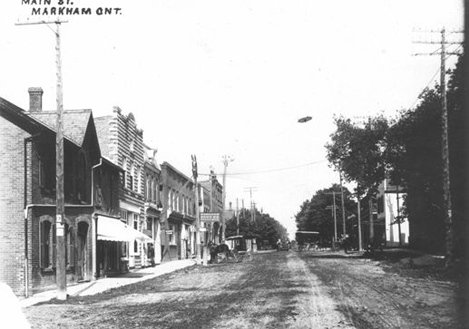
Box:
199;227;207;232
200;213;220;223
165;230;173;235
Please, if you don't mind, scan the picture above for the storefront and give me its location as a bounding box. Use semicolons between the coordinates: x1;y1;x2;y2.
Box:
96;215;153;276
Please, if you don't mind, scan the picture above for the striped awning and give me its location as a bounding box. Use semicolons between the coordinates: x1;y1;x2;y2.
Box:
97;216;153;243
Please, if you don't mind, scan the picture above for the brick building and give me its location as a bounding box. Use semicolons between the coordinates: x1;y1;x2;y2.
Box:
95;108;152;269
199;170;223;243
0;88;125;296
160;162;196;261
143;144;163;265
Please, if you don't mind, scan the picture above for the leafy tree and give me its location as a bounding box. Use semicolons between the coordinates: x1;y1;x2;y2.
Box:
325;114;389;199
385;55;465;258
295;184;357;246
225;209;288;247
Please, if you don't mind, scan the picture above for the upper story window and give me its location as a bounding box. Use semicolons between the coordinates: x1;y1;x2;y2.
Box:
129;162;134;191
168;190;173;212
152;179;157;203
135;166;141;193
120;209;128;223
145;175;151;200
121;157;127;187
38;158;45;188
129;138;135;154
77;152;87;202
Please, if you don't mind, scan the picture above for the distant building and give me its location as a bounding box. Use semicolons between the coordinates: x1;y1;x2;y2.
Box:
143;144;163;265
377;179;409;247
199;170;223;243
0;88;123;296
160;162;196;261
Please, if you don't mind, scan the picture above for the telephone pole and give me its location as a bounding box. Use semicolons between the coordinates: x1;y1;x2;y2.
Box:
357;196;362;251
221;155;234;241
339;173;346;236
236;198;240;236
325;191;338;242
192;155;202;264
16;19;68;301
244;187;258;222
413;28;463;265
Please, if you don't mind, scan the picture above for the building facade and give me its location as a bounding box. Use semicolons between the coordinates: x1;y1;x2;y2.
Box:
0;88;124;296
143;145;163;265
199;170;223;243
160;162;196;261
95;108;150;269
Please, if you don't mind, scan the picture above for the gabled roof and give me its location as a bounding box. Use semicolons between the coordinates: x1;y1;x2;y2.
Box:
29;109;92;147
0;97;44;134
94;115;113;159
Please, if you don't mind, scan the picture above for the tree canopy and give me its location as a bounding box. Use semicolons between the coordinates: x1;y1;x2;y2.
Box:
295;184;357;245
225;209;288;247
325;115;389;197
324;54;465;257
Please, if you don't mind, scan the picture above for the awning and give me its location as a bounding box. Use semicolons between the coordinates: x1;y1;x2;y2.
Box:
97;216;153;243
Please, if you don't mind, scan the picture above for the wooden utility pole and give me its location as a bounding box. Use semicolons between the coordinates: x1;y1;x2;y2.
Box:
244;187;257;222
439;28;453;264
369;198;374;242
192;155;201;264
396;185;402;247
357;196;362;251
339;173;346;236
236;198;240;236
413;28;463;265
221;155;233;241
16;19;68;301
325;191;338;242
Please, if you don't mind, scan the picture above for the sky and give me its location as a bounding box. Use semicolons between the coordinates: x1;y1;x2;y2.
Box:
0;0;464;238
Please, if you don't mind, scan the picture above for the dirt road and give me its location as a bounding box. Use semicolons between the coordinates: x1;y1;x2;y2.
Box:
24;251;462;328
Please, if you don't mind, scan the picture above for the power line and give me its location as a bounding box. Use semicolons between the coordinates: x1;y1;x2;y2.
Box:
198;160;326;177
409;66;441;109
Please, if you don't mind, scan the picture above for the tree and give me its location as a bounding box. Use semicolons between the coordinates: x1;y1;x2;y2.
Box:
325;115;389;198
385;55;465;258
295;184;357;246
225;209;288;247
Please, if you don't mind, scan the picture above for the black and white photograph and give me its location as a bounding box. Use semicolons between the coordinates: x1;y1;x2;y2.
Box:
0;1;466;328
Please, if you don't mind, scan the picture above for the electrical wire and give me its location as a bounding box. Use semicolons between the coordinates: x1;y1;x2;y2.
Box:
409;66;441;109
198;160;327;176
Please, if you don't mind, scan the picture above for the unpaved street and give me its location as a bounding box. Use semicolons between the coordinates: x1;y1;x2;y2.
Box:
24;251;462;329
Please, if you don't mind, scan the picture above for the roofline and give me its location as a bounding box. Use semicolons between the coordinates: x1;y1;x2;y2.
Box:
0;97;42;133
27;112;82;148
102;156;124;172
161;161;193;183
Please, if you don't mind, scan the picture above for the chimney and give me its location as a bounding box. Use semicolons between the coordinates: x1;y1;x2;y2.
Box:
28;87;43;112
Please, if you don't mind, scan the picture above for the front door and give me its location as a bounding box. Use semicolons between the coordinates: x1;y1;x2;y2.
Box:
77;222;89;281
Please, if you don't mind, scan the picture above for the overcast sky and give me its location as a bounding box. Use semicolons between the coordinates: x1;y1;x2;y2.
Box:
0;0;463;238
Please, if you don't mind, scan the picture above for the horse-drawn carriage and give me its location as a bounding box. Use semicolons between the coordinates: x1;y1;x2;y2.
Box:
295;231;320;251
209;235;253;263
